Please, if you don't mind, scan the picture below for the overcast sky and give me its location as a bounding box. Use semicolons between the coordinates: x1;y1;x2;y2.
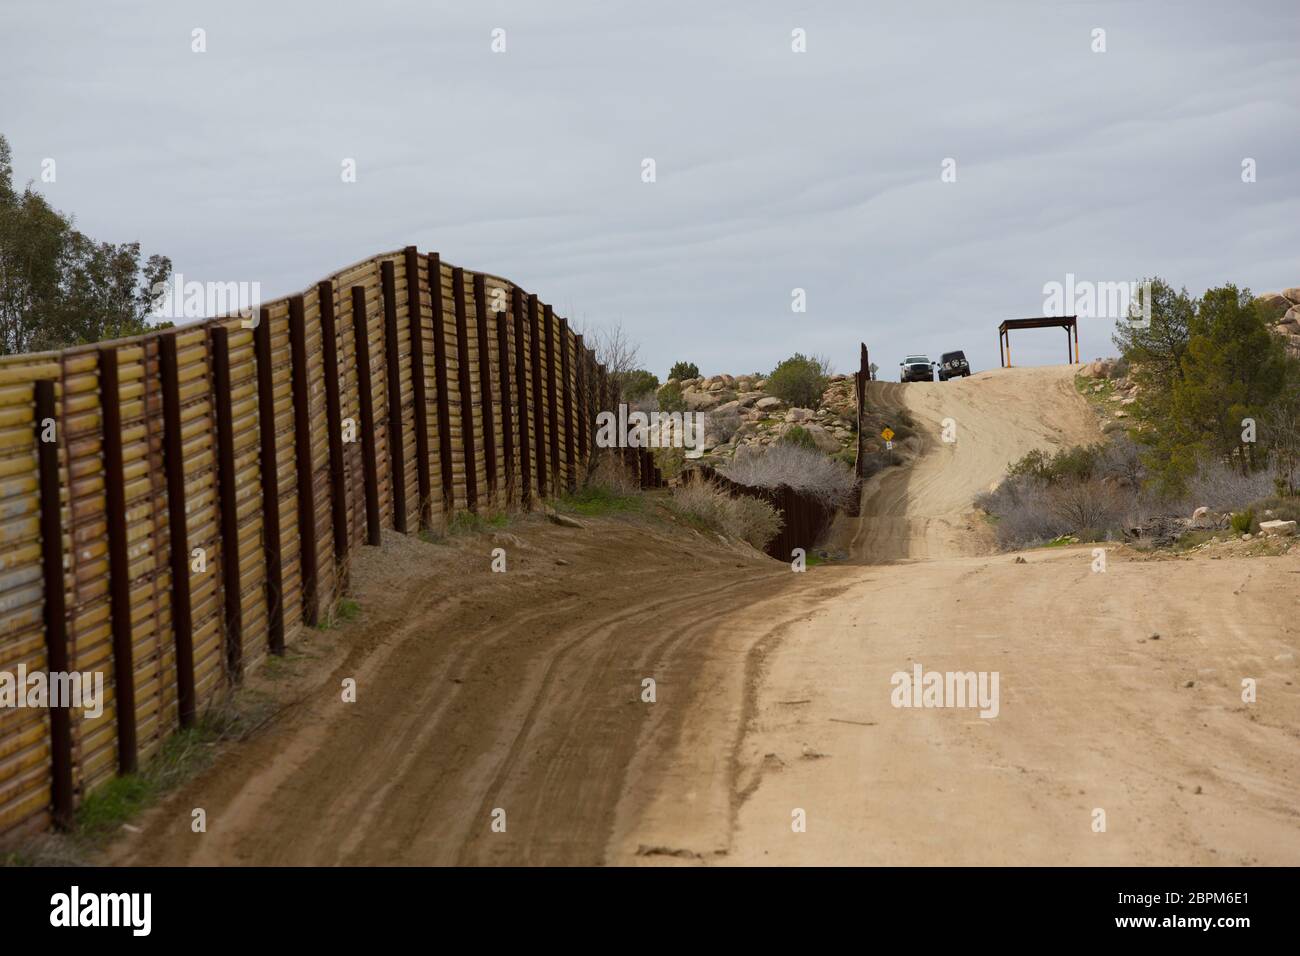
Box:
3;0;1298;377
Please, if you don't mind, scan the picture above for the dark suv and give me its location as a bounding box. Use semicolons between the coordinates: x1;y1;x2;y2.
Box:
938;350;970;381
899;355;934;383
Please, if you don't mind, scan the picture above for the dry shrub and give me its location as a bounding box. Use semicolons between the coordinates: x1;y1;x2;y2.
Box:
669;479;782;550
585;449;639;495
722;442;855;507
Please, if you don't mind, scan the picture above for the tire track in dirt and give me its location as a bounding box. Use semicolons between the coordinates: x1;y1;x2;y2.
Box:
105;513;807;866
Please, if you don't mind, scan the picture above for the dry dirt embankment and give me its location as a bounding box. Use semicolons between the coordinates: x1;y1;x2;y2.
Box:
107;366;1300;866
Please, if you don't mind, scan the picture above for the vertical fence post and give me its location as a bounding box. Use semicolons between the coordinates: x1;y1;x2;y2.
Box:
473;274;498;502
428;254;456;516
574;333;587;478
543;305;560;496
404;247;432;528
528;294;547;500
496;311;515;503
855;343;868;481
319;283;349;571
210;327;245;681
381;260;408;533
560;319;576;492
97;347;139;774
253;310;285;655
35;379;74;826
452;267;479;512
289;295;320;626
159;333;197;727
513;299;532;508
350;287;382;546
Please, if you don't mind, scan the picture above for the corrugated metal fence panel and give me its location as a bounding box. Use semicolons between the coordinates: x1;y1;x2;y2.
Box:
414;255;445;521
300;287;337;613
58;350;118;799
323;278;368;550
0;249;614;838
173;330;224;711
391;251;420;534
340;260;393;528
223;323;269;672
481;277;509;504
0;378;50;835
437;262;467;512
119;339;176;762
261;301;302;641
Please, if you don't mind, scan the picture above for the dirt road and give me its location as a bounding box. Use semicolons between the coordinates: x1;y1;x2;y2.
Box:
107;365;1300;866
837;366;1103;562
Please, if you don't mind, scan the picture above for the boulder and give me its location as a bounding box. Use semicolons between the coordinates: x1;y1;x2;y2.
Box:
1259;519;1297;537
755;396;783;411
735;391;765;407
1256;292;1293;322
786;407;814;422
1283;287;1300;304
684;390;722;411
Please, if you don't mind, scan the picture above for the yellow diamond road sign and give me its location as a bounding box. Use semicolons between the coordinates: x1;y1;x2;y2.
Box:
881;427;895;442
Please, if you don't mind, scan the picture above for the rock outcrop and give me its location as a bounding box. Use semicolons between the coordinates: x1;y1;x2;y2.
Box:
658;373;859;464
1258;287;1300;356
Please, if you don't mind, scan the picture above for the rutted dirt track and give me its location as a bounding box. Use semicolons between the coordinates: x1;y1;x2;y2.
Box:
109;365;1300;866
839;366;1104;562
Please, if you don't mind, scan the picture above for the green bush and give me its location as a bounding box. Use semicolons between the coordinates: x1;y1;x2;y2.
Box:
1007;444;1103;485
657;381;687;413
1229;510;1254;534
780;425;818;451
617;369;659;401
1247;496;1300;525
668;361;699;381
766;353;830;409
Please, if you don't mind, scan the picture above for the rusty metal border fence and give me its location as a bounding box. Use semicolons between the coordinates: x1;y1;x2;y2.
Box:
685;466;837;562
0;247;614;838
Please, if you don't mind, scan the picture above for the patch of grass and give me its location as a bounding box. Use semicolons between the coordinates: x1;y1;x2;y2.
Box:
1170;529;1216;552
420;509;511;545
555;484;643;516
450;510;509;534
1229;510;1254;535
74;705;242;845
315;596;361;631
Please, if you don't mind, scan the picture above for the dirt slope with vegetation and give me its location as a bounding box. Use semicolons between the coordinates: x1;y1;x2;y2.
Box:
831;365;1102;562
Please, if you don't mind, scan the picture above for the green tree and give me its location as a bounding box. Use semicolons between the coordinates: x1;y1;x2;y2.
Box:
0;133;170;354
1140;284;1286;492
617;368;659;401
668;361;699;381
656;380;687;413
766;353;830;409
1262;355;1300;496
